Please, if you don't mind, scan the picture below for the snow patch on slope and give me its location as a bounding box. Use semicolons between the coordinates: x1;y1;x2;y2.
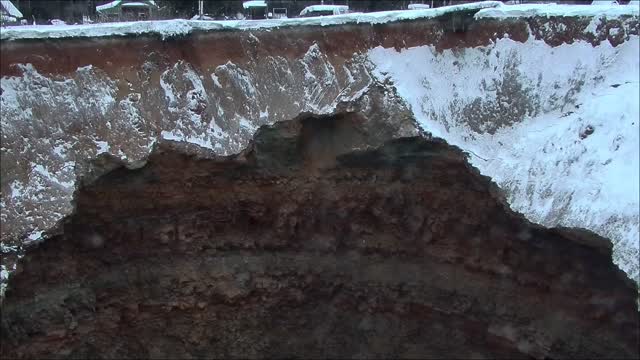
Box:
299;43;340;114
159;62;226;151
0;63;118;244
368;35;640;282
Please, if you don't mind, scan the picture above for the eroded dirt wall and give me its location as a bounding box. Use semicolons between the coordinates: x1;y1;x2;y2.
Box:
1;9;638;295
1;113;638;359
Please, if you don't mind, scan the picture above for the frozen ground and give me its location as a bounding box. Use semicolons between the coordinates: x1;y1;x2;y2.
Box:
476;1;639;19
369;32;640;283
0;1;503;40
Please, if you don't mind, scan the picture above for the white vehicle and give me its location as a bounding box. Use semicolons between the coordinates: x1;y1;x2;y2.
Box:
299;5;349;17
408;4;430;10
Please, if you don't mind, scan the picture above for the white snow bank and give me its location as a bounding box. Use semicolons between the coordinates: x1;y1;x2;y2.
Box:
1;20;198;40
5;1;636;41
1;1;502;41
476;3;638;19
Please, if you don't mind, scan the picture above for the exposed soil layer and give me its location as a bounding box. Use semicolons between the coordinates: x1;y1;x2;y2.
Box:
1;113;638;359
2;9;638;290
2;15;637;78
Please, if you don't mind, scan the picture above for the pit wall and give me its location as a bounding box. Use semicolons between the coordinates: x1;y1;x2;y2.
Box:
1;6;639;288
368;14;640;283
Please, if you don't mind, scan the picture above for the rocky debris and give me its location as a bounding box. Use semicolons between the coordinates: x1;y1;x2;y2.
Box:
580;125;595;139
1;113;637;359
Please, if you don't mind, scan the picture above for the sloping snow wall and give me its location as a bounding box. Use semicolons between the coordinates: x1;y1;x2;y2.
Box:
1;2;639;292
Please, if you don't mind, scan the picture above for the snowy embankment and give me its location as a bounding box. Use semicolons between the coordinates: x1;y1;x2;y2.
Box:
369;6;639;283
476;2;639;19
1;0;636;42
0;1;502;41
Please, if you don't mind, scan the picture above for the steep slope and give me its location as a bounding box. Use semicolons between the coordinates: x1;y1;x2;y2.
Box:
368;7;640;284
1;2;639;295
1;113;638;359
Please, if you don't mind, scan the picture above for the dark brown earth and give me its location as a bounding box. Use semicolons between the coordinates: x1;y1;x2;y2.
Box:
1;113;638;359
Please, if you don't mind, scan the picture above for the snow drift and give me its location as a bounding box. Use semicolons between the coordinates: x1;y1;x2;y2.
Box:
1;2;639;294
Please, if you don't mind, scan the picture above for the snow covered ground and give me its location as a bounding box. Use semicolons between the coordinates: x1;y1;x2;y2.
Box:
1;1;636;41
0;1;503;40
476;2;639;19
0;1;565;41
368;30;640;283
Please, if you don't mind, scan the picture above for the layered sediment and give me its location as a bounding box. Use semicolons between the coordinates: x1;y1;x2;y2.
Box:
1;113;638;359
